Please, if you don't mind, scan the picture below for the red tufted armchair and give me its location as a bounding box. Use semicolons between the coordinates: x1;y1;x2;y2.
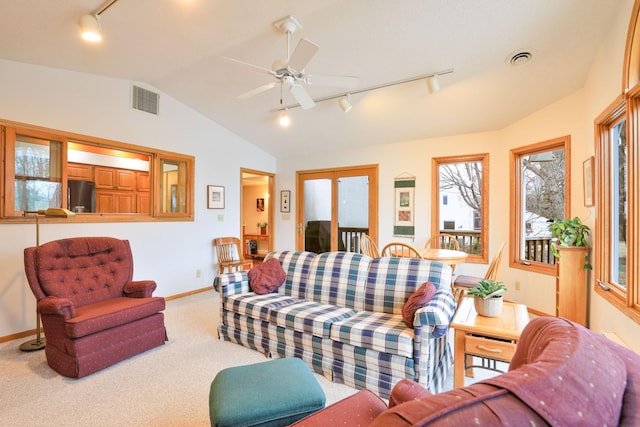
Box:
23;236;167;378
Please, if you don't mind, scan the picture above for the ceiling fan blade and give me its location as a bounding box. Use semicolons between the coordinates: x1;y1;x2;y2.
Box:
306;74;359;88
289;84;315;109
288;38;319;71
219;56;276;76
238;82;278;99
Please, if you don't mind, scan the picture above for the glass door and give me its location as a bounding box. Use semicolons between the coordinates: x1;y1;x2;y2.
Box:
296;165;378;253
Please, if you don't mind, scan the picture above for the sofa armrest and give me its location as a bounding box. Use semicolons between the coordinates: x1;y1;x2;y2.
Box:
124;280;157;298
291;389;387;426
213;271;250;296
388;379;432;408
38;296;76;320
413;288;456;338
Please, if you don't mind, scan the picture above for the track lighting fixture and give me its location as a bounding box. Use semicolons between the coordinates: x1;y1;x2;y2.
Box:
426;75;440;94
274;68;453;114
279;110;291;127
338;95;352;113
79;0;120;42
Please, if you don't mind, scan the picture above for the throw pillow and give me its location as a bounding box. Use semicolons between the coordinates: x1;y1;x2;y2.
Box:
248;258;286;294
402;282;437;328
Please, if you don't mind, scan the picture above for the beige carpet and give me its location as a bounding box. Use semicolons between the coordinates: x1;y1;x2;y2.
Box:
0;289;502;426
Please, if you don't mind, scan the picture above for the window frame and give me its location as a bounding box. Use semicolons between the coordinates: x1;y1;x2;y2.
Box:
509;136;571;275
431;153;489;264
1;118;194;223
595;93;639;323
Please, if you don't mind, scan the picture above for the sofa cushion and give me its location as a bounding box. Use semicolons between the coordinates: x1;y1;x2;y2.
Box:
65;296;165;338
331;311;415;358
224;293;300;323
248;258;287;294
364;257;451;315
267;251;318;299
402;282;437;328
269;300;358;338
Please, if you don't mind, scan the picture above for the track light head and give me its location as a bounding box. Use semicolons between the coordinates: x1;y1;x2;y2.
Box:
426;75;440;94
338;95;352;113
80;14;102;42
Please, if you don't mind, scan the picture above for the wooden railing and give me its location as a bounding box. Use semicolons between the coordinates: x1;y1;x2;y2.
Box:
339;227;369;253
440;230;481;254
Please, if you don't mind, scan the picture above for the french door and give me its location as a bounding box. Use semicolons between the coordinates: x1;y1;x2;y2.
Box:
296;165;378;253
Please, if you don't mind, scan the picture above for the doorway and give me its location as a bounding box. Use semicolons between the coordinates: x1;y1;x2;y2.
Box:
296;165;378;253
241;168;275;264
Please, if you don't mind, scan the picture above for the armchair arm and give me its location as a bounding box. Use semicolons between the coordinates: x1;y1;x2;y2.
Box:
38;296;76;320
213;271;250;296
124;280;157;298
413;288;456;338
388;379;432;408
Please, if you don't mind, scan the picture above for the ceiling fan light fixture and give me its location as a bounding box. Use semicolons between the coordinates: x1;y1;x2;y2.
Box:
279;110;291;127
80;14;102;42
426;75;440;94
338;95;352;113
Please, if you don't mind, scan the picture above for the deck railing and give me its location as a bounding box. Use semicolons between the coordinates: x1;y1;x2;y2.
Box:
338;227;369;253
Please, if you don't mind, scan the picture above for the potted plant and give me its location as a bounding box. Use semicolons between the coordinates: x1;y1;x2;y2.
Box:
549;217;592;269
257;222;268;235
467;279;507;317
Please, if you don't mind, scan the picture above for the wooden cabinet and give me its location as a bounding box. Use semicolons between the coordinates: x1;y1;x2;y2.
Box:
68;163;92;180
96;191;136;213
555;246;590;326
136;171;150;192
243;233;270;265
95;167;134;190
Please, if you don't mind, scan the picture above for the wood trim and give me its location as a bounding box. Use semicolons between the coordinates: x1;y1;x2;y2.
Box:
623;0;640;92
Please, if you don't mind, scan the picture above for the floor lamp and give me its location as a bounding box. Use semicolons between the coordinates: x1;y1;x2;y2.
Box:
20;208;75;352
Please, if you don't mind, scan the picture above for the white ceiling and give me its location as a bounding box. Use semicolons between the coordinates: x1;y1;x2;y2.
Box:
0;0;622;158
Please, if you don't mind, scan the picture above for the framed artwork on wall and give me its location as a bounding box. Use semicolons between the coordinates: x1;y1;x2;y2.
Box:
207;185;225;209
393;175;415;237
583;156;594;207
280;190;290;213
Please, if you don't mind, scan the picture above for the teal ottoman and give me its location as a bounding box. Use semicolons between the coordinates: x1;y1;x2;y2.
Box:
209;358;326;427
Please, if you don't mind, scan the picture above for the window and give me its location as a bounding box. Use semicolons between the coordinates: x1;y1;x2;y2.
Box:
1;119;194;222
595;95;638;323
432;154;488;262
509;136;570;275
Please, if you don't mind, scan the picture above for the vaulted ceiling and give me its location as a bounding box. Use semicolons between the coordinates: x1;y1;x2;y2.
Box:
0;0;623;157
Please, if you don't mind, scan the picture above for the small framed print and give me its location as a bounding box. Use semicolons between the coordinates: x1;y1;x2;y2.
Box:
583;156;594;207
280;190;290;213
207;185;224;209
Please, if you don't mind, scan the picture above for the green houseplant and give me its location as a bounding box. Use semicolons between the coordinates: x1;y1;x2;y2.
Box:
257;222;268;234
549;217;592;269
467;279;507;317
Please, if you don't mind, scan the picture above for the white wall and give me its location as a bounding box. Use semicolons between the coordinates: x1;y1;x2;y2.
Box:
0;59;275;338
276;0;640;352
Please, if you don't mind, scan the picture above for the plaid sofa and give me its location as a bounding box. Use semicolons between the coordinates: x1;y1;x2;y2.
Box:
214;250;456;399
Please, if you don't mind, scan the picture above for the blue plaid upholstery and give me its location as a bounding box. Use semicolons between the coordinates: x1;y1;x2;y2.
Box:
305;252;370;309
215;251;455;399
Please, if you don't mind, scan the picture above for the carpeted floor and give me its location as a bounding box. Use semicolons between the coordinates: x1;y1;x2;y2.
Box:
0;289;503;426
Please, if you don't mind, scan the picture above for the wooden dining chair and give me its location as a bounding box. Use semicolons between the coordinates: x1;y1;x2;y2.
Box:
214;237;253;274
453;241;506;300
424;233;460;250
381;242;423;259
360;234;380;258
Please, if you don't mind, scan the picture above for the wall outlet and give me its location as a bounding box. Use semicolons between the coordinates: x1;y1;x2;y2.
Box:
515;281;521;291
217;214;224;221
196;269;201;278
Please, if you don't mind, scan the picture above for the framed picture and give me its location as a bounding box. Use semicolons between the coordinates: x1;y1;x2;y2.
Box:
280;190;290;213
256;198;265;212
207;185;225;209
393;177;415;237
583;156;594;207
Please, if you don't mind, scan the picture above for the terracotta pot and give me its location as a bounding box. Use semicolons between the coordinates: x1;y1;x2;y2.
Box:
260;227;267;235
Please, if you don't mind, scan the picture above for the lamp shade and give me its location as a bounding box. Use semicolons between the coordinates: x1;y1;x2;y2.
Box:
279;111;291;127
338;96;352;113
80;14;102;42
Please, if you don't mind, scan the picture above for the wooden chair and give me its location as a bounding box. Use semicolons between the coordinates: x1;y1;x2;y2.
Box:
453;241;506;300
360;234;380;258
381;242;423;259
424;233;460;250
214;237;253;274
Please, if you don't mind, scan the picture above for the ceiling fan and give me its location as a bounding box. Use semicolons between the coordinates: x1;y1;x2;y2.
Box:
220;15;358;110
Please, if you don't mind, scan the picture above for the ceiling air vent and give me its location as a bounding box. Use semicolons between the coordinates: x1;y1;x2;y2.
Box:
132;85;159;115
506;49;534;67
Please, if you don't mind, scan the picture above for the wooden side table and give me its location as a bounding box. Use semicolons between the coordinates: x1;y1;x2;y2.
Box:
450;297;529;388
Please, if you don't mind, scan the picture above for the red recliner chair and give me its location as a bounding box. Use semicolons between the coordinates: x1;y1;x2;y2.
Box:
23;236;167;378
